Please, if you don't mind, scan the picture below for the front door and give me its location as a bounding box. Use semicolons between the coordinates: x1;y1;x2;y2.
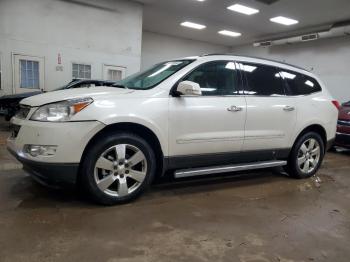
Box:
169;60;247;167
237;62;297;152
13;54;44;94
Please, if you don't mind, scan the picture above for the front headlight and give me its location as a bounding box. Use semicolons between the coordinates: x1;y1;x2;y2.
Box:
30;97;93;122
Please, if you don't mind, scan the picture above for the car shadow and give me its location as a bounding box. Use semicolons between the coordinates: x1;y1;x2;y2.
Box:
7;167;290;209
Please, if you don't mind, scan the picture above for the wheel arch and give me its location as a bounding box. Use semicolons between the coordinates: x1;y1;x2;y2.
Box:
292;124;327;153
79;122;165;182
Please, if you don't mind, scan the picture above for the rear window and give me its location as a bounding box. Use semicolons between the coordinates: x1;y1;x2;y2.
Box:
278;70;322;95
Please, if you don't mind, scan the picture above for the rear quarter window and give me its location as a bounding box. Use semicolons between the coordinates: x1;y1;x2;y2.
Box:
278;70;322;96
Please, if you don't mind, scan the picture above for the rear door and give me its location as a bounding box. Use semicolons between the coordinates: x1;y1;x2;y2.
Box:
237;62;297;153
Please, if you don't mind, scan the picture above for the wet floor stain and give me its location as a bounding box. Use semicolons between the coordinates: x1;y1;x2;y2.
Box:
0;151;349;262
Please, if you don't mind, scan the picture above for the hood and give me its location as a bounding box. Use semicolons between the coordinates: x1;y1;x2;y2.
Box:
0;91;42;101
20;86;134;107
339;105;350;120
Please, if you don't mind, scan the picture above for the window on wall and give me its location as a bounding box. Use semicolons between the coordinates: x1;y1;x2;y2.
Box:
72;63;91;79
20;60;40;89
108;69;122;81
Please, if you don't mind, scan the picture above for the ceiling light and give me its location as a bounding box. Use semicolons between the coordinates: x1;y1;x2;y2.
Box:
180;21;206;30
305;80;314;87
270;16;299;26
218;30;242;37
227;4;259;15
225;62;237;70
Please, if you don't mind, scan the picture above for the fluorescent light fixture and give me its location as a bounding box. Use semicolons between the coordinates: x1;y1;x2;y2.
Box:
225;62;237;70
236;63;257;73
305;80;314;87
196;0;205;1
279;71;296;79
148;64;172;78
181;21;206;30
270;16;299;26
201;88;217;92
227;4;259;15
242;65;257;73
218;30;242;37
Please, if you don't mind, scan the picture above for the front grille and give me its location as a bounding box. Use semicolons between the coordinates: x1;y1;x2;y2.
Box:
15;105;31;120
338;120;350;127
10;124;21;138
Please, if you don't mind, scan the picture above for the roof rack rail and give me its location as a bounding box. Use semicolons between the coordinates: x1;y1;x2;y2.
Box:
200;53;308;72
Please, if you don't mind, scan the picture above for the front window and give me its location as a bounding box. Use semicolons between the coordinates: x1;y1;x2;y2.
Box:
183;61;241;96
114;60;194;90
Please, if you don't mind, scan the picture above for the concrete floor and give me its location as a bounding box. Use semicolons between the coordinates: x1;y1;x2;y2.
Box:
0;122;349;261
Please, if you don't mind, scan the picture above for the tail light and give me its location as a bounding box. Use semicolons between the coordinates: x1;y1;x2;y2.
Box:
332;100;341;110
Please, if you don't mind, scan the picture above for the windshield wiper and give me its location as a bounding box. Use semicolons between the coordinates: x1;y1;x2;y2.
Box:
112;84;128;89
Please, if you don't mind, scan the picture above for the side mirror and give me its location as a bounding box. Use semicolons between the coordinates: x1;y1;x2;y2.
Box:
176;81;202;96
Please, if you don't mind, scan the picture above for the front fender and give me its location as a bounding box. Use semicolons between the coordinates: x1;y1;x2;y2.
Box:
75;97;170;156
100;115;168;156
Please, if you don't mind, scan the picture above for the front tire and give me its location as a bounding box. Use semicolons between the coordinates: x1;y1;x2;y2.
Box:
284;132;324;179
80;132;156;205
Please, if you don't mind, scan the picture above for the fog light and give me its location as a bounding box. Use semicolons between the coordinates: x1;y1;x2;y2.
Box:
24;145;57;157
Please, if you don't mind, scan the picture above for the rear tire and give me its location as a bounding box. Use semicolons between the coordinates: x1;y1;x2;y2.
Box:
80;132;156;205
284;132;324;179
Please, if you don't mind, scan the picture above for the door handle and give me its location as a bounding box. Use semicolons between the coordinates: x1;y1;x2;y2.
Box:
227;105;243;112
283;106;295;112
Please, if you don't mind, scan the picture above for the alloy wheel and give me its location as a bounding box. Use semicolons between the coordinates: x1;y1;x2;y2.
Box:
94;144;148;197
297;138;321;174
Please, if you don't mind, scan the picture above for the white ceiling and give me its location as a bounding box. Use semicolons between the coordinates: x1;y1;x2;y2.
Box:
134;0;350;47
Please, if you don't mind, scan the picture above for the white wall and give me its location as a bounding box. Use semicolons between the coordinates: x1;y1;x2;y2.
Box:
0;0;143;95
231;36;350;103
141;31;230;69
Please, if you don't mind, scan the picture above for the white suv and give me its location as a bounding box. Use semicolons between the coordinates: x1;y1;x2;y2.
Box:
7;55;338;205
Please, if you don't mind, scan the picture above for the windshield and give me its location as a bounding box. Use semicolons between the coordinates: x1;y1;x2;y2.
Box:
343;101;350;107
114;60;194;90
55;80;80;91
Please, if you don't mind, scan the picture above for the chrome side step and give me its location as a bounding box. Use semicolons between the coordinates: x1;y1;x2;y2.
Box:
174;160;287;179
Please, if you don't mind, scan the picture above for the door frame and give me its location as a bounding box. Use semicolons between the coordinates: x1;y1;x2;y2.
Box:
12;53;45;94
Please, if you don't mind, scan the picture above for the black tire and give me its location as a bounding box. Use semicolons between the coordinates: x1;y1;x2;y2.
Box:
284;132;325;179
80;132;156;205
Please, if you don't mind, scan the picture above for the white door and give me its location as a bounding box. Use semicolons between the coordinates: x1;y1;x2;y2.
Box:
103;65;126;81
237;62;297;151
13;54;44;94
169;61;247;157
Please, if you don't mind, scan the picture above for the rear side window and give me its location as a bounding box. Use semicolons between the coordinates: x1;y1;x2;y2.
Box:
277;70;322;95
238;62;285;96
